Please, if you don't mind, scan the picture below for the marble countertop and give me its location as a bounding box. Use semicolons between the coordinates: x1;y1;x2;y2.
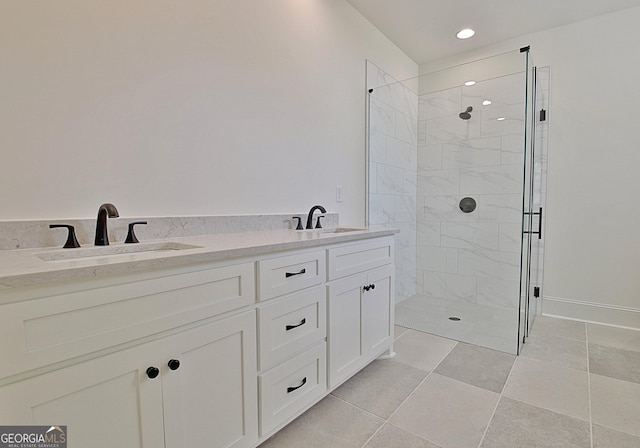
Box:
0;227;398;289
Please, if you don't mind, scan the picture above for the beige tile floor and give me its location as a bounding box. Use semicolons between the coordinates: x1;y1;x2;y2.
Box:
259;316;640;448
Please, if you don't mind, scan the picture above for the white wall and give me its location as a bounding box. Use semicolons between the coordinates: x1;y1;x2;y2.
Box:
420;7;640;327
0;0;417;224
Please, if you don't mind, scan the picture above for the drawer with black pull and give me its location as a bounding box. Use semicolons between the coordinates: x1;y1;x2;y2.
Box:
257;286;326;370
257;250;326;300
258;342;326;437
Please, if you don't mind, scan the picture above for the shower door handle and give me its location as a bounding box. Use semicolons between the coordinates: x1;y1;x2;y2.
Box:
523;207;543;239
536;207;543;239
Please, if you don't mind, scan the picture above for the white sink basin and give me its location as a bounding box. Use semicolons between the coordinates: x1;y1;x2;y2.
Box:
36;242;201;262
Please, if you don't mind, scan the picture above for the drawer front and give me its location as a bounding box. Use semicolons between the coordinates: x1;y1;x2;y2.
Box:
327;237;394;280
0;262;255;379
257;250;326;300
258;343;327;437
257;286;326;370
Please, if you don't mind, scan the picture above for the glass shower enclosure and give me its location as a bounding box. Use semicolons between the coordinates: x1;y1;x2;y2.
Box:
366;49;549;354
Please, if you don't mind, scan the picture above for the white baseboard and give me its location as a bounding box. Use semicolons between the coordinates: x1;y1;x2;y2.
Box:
542;295;640;330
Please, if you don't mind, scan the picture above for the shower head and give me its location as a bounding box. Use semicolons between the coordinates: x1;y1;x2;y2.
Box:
459;106;473;120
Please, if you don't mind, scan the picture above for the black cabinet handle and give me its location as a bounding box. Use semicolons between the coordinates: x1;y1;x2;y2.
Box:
286;318;306;331
146;367;160;379
370;284;375;290
168;359;181;371
363;284;375;292
285;268;306;278
287;377;307;393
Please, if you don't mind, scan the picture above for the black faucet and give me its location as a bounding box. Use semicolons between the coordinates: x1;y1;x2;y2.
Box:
94;203;119;246
306;205;326;229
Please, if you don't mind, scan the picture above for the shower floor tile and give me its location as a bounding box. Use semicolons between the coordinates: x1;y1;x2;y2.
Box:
395;294;518;354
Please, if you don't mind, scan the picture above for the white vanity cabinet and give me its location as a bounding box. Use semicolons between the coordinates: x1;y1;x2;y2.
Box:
0;230;396;448
0;311;258;448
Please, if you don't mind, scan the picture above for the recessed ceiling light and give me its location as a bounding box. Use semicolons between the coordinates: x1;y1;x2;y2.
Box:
497;117;506;121
456;28;475;39
482;99;492;106
464;81;476;86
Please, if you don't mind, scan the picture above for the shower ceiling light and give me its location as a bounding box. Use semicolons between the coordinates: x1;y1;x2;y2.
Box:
464;80;476;86
456;28;475;39
482;99;492;106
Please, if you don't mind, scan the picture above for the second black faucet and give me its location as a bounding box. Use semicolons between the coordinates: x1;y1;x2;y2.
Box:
305;205;326;230
94;203;119;246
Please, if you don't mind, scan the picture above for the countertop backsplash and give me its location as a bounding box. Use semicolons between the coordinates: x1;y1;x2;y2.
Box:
0;213;340;251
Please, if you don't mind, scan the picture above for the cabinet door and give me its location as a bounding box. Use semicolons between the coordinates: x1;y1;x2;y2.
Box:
327;266;393;389
362;265;393;359
327;272;368;388
0;341;165;448
162;311;258;448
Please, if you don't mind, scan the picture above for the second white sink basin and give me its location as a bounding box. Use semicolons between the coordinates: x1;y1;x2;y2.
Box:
36;242;201;262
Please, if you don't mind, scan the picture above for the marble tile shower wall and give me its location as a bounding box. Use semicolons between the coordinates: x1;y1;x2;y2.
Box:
416;73;527;310
367;62;418;302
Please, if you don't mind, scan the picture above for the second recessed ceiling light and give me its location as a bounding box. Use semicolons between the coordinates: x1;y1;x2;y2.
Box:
456;28;475;39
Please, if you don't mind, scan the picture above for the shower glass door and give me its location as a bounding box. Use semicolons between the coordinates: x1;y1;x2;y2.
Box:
518;51;549;354
518;52;535;353
367;49;547;355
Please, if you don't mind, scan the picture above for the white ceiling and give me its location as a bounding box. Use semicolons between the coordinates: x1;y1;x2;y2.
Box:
345;0;640;64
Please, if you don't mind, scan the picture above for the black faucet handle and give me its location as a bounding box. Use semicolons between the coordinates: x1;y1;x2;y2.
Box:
49;224;81;249
315;216;325;229
292;216;303;230
125;221;148;244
